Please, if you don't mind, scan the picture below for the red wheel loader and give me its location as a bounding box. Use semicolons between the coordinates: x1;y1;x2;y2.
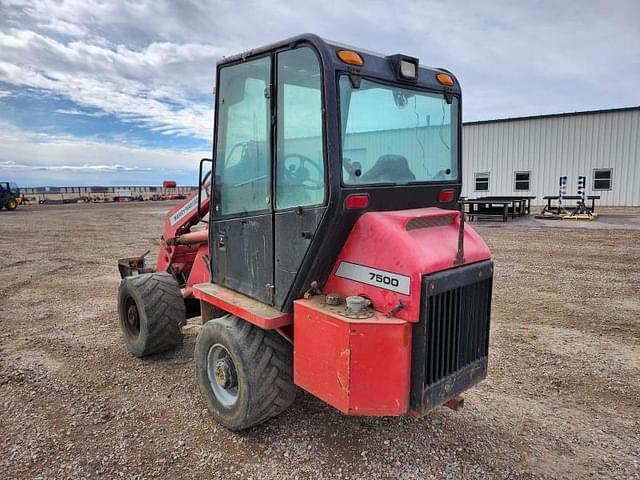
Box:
117;34;494;431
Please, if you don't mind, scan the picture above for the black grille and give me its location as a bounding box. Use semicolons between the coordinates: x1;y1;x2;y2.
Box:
406;215;454;230
410;260;493;413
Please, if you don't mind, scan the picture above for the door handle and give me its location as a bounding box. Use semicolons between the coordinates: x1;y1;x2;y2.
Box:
217;232;226;249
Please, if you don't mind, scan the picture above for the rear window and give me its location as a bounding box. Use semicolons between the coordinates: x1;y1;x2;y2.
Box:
339;77;459;186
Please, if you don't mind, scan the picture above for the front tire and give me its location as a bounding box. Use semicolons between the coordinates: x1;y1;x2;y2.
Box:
5;198;17;210
195;315;297;431
117;272;186;357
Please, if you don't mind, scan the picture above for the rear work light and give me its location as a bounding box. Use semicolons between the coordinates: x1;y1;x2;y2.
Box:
345;193;369;209
337;50;364;66
438;189;455;203
399;59;417;79
387;54;419;81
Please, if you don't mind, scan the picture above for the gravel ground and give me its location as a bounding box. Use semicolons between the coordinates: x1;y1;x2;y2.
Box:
1;202;638;479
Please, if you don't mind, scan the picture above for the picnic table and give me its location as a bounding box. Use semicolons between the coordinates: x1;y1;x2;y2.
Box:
460;199;514;222
476;196;536;215
460;196;537;222
541;195;600;215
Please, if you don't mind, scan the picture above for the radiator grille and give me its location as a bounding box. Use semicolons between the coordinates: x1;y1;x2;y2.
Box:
410;260;493;412
425;276;491;384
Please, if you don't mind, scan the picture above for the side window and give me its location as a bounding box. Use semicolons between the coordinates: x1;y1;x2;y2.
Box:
214;56;271;216
475;172;490;192
592;168;612;190
514;171;530;191
276;47;325;210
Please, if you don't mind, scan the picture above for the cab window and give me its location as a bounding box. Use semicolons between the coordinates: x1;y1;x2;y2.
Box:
275;47;325;210
339;77;459;185
214;56;271;216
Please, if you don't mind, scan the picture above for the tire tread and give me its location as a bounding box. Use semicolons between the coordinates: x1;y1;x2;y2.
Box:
118;272;186;357
195;315;296;430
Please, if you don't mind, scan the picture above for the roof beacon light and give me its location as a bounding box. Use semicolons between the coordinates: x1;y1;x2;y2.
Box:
436;72;455;86
337;50;364;66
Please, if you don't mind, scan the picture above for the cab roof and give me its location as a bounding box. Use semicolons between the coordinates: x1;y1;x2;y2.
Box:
217;33;461;95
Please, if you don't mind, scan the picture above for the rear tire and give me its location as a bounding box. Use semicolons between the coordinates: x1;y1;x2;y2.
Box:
195;315;297;431
117;272;186;357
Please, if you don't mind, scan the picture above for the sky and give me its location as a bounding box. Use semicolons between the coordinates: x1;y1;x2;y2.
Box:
0;0;638;187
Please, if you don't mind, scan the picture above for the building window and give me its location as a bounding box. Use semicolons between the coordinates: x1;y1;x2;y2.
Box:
592;168;612;191
474;172;490;192
514;171;530;191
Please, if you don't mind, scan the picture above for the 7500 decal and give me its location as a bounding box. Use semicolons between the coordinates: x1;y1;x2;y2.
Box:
369;272;400;287
335;261;410;295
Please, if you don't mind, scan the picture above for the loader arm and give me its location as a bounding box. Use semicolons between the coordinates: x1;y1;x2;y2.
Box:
155;181;211;278
117;165;211;307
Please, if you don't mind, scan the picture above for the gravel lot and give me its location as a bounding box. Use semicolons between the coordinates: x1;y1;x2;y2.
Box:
1;202;638;479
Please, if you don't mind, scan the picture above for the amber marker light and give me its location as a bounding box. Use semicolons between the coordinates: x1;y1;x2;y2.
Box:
436;73;455;86
337;50;364;66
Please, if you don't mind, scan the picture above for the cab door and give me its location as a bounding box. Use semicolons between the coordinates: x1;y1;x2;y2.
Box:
210;55;274;304
273;46;327;309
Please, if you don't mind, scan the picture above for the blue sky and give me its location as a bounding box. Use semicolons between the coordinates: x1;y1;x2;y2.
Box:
0;0;638;187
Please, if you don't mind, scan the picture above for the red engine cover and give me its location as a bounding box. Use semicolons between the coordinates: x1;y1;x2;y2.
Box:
323;207;491;322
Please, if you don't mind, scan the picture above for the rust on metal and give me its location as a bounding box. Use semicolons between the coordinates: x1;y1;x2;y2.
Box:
192;283;291;329
117;250;151;278
444;396;464;411
166;229;208;246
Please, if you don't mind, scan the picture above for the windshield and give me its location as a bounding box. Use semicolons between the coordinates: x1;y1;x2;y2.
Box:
339;77;459;186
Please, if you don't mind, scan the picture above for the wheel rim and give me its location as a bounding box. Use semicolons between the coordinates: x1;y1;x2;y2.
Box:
207;344;239;408
123;296;141;337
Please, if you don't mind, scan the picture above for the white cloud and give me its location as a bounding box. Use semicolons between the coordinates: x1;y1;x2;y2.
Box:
0;89;10;98
1;160;151;172
0;127;208;172
0;27;218;139
1;0;637;125
36;18;89;38
0;57;213;138
0;0;638;186
54;108;107;117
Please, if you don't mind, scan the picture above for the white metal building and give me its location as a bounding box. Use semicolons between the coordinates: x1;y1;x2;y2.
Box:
461;106;640;206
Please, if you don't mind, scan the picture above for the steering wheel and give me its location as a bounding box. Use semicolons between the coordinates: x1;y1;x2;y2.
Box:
282;153;323;190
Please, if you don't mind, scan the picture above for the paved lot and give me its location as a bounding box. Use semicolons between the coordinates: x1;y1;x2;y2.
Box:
1;203;639;479
472;209;640;230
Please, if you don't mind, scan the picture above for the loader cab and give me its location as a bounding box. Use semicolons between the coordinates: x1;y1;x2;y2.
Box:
209;34;462;312
1;182;20;196
0;182;20;210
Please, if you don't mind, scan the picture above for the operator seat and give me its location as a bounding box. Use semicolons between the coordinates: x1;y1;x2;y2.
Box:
361;154;416;183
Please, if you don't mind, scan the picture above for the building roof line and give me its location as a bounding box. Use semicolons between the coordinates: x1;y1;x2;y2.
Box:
464;105;640;126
